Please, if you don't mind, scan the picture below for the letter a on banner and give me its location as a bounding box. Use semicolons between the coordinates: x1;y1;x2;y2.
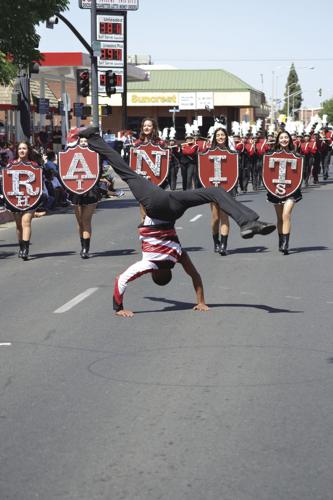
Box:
58;145;100;194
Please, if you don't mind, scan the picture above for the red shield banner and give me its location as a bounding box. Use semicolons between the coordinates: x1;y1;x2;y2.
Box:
262;150;304;198
129;142;169;186
2;161;43;211
58;145;100;194
198;147;238;192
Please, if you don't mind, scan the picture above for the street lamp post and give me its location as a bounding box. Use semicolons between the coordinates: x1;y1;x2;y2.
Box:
271;65;315;121
287;82;297;118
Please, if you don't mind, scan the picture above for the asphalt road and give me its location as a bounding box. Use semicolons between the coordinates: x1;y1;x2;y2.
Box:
1;177;333;500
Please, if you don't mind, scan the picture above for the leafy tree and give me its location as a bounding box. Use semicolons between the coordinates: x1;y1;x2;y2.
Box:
0;0;69;84
0;52;17;85
281;63;303;118
320;98;333;124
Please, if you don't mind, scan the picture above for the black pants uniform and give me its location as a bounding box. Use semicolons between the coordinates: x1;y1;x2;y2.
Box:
84;134;259;226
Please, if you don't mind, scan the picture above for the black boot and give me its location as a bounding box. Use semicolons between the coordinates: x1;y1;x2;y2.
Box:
21;240;30;261
212;233;220;253
281;234;289;255
18;240;24;258
278;234;284;252
80;238;90;259
219;235;228;256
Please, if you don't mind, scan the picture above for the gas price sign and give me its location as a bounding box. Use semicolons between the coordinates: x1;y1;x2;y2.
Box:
98;69;124;94
96;14;124;41
80;0;138;10
97;42;124;68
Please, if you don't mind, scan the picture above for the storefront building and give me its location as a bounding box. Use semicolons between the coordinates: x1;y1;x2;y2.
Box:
99;68;269;137
1;54;269;142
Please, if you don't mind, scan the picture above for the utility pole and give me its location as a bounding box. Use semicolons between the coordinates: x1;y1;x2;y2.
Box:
271;70;275;124
17;66;31;142
90;0;99;127
122;11;128;130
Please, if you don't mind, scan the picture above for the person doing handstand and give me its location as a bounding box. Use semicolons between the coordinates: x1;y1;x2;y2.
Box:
78;127;276;317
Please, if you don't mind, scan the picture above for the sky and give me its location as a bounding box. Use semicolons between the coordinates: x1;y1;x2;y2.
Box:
36;0;333;110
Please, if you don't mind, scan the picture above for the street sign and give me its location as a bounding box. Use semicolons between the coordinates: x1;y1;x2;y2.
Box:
92;40;101;57
98;68;124;93
79;0;139;10
197;92;214;110
96;14;124;41
61;92;71;111
168;107;180;113
178;93;196;110
73;102;83;117
37;98;50;115
58;101;65;116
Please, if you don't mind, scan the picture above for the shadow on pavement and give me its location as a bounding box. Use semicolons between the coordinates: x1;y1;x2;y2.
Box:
229;245;268;254
183;246;205;252
290;246;329;253
0;242;19;248
0;251;16;259
30;251;76;259
92;248;137;257
137;297;303;314
97;199;138;211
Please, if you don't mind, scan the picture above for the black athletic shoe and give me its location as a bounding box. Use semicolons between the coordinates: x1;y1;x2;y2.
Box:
240;221;276;239
78;126;100;139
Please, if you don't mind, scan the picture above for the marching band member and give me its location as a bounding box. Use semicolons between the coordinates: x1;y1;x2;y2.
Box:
67;135;103;259
233;134;247;192
318;128;331;180
77;127;276;316
266;131;302;255
192;129;206;188
299;132;316;186
208;127;236;256
134;117;165;147
244;134;256;191
180;123;207;191
291;133;301;152
310;130;321;184
2;142;40;260
180;132;198;190
253;132;268;191
167;127;180;191
324;126;333;178
133;117;166;220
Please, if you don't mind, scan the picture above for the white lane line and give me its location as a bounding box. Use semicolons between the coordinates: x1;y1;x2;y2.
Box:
190;214;202;222
54;288;99;314
285;295;301;300
0;343;12;347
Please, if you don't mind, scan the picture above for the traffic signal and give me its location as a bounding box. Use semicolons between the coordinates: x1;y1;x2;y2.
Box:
101;105;112;116
29;62;40;76
318;88;322;97
82;105;92;117
77;69;90;97
105;70;117;97
46;16;58;29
